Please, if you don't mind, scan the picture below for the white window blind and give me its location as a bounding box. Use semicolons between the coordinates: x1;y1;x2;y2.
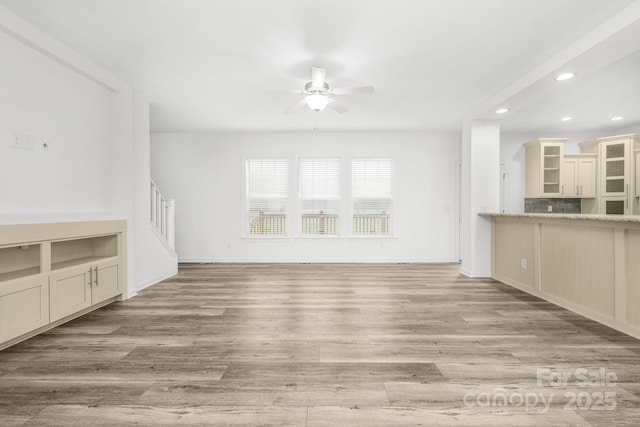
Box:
299;158;341;235
352;158;393;235
246;159;288;235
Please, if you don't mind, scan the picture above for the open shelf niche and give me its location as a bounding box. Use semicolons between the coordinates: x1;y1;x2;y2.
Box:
51;235;118;271
0;244;41;283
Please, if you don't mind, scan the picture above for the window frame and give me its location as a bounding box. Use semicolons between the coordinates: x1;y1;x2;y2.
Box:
349;157;395;238
243;157;290;238
297;157;343;238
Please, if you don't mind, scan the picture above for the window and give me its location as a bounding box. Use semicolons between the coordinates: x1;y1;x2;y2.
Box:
352;158;393;235
246;159;288;236
299;158;340;235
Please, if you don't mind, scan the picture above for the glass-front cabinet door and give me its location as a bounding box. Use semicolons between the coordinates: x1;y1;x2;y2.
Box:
635;151;640;197
601;140;629;196
603;198;628;215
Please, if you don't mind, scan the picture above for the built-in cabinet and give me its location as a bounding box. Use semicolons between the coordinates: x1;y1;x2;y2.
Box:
0;221;126;350
580;134;640;215
50;258;120;322
525;134;640;215
524;139;567;198
601;138;631;197
562;155;597;198
635;150;640;198
525;138;598;200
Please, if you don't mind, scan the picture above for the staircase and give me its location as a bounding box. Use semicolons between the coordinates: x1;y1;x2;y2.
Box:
150;179;175;251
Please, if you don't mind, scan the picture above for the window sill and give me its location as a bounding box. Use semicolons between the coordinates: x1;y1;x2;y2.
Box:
348;235;397;239
240;235;397;240
241;235;290;240
294;236;345;240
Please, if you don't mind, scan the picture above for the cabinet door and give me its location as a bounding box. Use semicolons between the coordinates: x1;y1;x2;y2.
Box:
561;158;578;197
49;265;92;322
636;152;640;197
602;197;629;215
0;276;49;343
601;141;629;196
542;144;563;196
91;259;121;305
578;158;597;198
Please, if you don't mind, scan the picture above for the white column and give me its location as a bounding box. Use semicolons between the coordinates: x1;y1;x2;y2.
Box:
460;120;501;277
166;199;176;250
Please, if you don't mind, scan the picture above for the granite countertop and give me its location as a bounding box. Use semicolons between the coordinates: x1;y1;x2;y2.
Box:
478;212;640;223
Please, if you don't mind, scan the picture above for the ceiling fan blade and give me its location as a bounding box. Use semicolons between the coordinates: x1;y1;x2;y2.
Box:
327;99;348;114
330;86;375;95
263;88;304;94
311;67;326;88
286;98;307;113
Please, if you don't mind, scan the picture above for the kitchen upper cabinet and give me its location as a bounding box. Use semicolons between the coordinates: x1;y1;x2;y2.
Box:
580;134;640;215
635;150;640;197
601;138;630;197
525;139;567;198
562;155;597;198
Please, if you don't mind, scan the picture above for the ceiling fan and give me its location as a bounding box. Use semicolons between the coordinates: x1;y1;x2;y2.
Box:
264;67;374;114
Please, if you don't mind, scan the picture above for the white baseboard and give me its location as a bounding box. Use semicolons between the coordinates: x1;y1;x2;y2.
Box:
178;258;460;264
460;269;492;278
127;267;178;299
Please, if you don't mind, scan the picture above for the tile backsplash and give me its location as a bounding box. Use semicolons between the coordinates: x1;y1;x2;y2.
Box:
525;198;582;214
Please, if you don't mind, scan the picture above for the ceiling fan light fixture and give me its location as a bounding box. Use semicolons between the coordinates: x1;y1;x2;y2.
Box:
305;94;330;112
267;67;371;114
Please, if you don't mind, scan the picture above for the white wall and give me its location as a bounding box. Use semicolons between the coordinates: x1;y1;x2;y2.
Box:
132;94;178;294
0;31;112;219
0;7;177;295
151;131;461;262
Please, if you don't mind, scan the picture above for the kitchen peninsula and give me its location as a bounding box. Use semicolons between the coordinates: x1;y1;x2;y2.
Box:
482;212;640;339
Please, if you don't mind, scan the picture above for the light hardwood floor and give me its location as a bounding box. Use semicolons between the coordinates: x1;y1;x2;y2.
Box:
1;263;639;426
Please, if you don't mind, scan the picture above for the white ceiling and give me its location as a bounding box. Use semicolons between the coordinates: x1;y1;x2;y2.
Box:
1;0;639;133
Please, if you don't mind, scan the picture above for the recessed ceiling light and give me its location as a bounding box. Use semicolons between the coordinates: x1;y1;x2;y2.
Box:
496;108;509;114
561;116;573;122
611;116;624;121
555;73;576;81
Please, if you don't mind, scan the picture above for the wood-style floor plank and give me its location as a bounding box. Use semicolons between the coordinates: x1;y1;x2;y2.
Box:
1;262;639;426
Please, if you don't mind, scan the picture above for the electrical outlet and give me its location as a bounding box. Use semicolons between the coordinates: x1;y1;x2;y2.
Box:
547;205;553;212
12;133;34;150
520;259;527;270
